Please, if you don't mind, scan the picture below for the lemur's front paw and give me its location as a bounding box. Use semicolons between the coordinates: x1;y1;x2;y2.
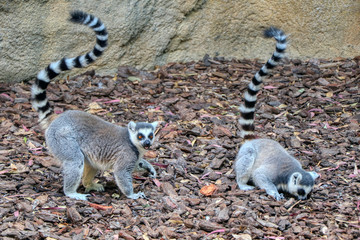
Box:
149;167;157;179
127;191;147;199
269;192;284;201
66;193;89;201
275;193;284;201
84;183;105;193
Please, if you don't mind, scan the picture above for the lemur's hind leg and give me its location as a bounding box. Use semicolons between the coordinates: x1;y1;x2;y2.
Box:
82;160;104;193
51;140;88;200
252;167;284;200
235;145;256;191
62;155;88;200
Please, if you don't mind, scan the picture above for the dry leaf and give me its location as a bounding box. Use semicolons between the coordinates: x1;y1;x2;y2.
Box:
153;178;162;188
200;184;217;196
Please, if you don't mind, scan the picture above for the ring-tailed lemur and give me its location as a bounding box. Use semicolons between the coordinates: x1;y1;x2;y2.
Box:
234;27;319;200
31;11;158;201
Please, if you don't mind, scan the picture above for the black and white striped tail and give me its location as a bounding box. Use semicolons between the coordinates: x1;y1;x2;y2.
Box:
31;11;108;122
239;27;287;139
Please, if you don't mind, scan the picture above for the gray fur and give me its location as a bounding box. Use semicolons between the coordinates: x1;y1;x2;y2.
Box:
30;11;157;201
235;27;318;200
45;110;157;200
235;139;318;200
134;122;158;131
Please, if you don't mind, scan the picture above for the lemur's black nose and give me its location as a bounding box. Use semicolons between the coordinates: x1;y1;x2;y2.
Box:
143;140;151;149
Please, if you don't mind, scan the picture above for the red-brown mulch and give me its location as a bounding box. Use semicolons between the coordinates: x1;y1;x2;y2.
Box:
0;56;359;239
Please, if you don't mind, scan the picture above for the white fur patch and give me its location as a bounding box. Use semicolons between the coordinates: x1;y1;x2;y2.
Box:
82;14;90;24
93;23;105;32
240;130;253;138
88;52;97;61
37;69;50;82
260;66;268;74
88;17;99;27
49;60;61;74
31;85;44;96
276;34;287;42
94;44;106;52
276;42;287;50
309;171;319;180
65;57;76;69
39;108;52;121
138;128;154;139
79;55;88;67
254;72;262;83
244;91;257;102
238;118;254;125
267;58;278;66
96;34;108;41
239;104;255;113
248;81;261;92
32;100;47;110
273;51;284;59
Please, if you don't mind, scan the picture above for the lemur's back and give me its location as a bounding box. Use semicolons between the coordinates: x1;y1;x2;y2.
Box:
241;139;302;178
45;110;135;168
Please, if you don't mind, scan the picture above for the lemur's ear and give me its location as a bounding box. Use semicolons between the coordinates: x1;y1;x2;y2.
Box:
309;171;319;180
291;172;302;185
128;121;136;132
151;121;158;130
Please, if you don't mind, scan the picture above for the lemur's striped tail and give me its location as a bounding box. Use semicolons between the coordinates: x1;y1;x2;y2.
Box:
239;27;287;139
31;11;108;123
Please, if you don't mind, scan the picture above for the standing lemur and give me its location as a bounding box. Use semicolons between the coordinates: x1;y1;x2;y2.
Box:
31;11;158;200
235;27;319;200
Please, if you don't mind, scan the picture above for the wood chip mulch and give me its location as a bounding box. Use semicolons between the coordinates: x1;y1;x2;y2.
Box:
0;56;359;239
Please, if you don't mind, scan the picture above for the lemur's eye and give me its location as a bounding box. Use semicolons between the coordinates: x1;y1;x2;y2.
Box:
138;134;144;140
149;133;153;140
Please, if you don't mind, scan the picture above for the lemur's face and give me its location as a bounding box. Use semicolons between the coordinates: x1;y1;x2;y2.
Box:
128;121;158;150
289;184;313;200
288;172;317;200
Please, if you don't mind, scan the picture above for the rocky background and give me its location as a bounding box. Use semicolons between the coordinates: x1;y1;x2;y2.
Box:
1;0;360;82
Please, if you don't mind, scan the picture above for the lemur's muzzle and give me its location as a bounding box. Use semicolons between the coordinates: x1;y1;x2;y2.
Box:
143;140;151;149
